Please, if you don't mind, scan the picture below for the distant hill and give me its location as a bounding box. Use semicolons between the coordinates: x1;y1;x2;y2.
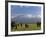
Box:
11;15;41;24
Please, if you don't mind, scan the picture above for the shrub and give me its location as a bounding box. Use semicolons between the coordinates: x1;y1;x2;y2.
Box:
37;22;41;27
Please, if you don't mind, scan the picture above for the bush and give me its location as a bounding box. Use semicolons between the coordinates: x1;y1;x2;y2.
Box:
25;24;29;28
37;22;41;27
11;21;15;27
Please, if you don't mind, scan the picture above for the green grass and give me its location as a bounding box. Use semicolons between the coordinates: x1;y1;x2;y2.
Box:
11;24;41;31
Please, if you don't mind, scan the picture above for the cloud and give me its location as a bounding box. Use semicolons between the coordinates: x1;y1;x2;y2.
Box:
37;15;41;18
27;14;41;18
11;14;41;19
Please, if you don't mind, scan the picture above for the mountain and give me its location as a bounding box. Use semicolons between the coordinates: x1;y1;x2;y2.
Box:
11;15;41;24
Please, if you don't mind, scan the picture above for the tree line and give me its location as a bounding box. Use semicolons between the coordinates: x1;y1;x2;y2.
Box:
11;21;41;29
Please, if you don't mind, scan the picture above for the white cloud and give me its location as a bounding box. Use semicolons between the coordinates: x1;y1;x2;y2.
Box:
11;14;41;19
37;15;41;18
26;14;41;18
27;14;32;18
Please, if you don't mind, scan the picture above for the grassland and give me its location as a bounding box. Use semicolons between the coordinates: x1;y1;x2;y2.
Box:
11;23;41;31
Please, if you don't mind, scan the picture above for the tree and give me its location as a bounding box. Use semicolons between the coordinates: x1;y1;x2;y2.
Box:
25;24;29;28
11;21;15;28
37;22;41;27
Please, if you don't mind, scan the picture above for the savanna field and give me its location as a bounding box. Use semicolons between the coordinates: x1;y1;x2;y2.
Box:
11;22;41;31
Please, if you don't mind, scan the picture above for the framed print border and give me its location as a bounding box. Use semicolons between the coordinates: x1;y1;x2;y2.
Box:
5;1;45;36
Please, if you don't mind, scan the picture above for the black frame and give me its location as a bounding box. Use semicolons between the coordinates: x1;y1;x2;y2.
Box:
5;1;45;36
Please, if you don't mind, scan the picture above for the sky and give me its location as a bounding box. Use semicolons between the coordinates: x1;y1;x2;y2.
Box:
11;5;41;19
